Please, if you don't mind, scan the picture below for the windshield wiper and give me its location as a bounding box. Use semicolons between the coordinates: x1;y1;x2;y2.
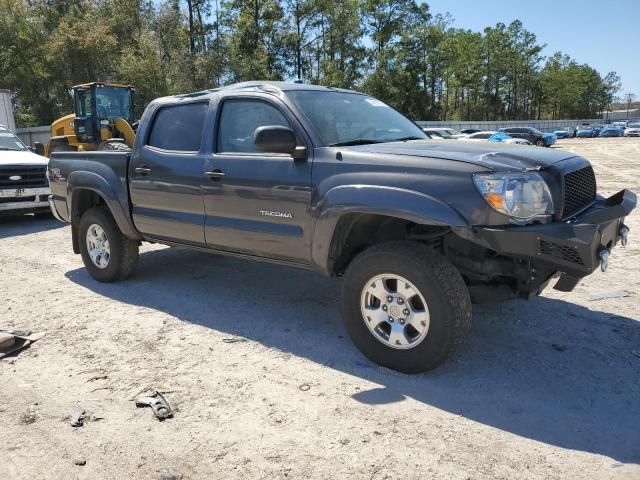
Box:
0;147;22;151
329;138;383;147
388;136;424;142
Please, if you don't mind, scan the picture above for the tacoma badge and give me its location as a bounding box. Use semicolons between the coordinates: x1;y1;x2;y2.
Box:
260;210;293;219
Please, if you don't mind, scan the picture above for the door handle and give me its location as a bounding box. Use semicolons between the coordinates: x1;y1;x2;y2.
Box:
135;166;152;175
205;170;226;179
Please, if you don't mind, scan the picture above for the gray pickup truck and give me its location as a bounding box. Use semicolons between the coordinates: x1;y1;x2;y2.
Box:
48;81;636;373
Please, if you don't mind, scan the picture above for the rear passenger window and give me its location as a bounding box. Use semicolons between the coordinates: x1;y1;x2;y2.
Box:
147;103;208;152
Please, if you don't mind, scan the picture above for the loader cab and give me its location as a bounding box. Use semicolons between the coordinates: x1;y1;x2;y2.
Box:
72;83;134;144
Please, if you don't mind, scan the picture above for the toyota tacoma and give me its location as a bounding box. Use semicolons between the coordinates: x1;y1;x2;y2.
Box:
47;82;636;373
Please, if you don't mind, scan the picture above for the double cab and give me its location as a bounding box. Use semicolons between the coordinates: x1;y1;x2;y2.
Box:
48;82;636;373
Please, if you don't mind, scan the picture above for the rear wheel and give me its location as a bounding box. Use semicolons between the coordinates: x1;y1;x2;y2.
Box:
78;207;138;282
341;241;471;373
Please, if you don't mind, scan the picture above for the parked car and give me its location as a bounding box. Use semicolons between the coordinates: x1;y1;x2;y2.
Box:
600;125;623;137
613;121;628;132
499;127;557;147
421;127;465;139
591;124;604;136
576;125;596;138
624;123;640;137
47;81;636;373
0;124;50;216
553;129;570;139
459;131;531;145
460;128;481;135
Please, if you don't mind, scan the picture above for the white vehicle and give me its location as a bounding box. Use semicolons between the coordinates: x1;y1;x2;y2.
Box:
422;127;465;139
0;124;50;215
624;123;640;137
459;130;532;145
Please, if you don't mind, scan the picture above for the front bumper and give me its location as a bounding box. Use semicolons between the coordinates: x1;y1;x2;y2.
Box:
0;187;50;212
455;189;636;290
48;194;65;222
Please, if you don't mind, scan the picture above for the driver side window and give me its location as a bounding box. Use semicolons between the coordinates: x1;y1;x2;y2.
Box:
217;99;292;153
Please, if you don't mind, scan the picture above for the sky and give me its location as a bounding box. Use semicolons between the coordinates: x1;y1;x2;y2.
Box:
426;0;640;100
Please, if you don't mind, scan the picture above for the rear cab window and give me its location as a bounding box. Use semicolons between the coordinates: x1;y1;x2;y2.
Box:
147;102;209;152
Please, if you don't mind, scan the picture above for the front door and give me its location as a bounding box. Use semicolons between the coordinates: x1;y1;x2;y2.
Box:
129;101;209;246
202;97;312;263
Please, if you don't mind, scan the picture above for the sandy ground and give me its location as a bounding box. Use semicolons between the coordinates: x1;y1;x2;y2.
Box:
1;137;639;480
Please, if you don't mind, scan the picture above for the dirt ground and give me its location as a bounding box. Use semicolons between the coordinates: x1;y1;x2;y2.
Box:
1;137;639;480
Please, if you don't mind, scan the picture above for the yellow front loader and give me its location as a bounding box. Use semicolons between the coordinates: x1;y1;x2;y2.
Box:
43;82;137;156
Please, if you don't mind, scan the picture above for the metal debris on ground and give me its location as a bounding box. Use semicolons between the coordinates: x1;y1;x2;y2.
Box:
298;384;311;391
70;409;86;427
0;328;46;359
222;337;248;343
135;391;173;420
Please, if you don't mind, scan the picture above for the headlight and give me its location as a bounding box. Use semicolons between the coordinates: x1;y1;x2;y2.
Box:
473;172;554;223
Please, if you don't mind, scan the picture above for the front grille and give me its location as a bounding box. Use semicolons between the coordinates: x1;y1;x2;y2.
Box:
0;165;48;189
561;166;596;219
539;239;585;265
0;195;38;204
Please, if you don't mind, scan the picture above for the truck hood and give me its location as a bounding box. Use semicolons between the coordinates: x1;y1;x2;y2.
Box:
347;140;577;171
0;150;49;166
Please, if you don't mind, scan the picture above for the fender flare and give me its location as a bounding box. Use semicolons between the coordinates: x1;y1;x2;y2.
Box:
67;170;141;241
311;185;468;273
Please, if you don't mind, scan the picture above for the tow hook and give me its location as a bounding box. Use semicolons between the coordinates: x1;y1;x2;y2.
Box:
619;225;629;247
599;248;610;272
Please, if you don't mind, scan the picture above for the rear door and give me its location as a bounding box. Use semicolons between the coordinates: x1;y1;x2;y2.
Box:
202;95;313;263
128;101;209;246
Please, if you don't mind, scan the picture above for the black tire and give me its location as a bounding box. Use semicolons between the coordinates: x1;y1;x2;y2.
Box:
341;241;471;373
98;140;131;152
535;139;545;147
78;207;138;282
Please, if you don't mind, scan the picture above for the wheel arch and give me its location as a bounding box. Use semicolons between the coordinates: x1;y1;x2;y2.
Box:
312;185;468;275
68;172;141;253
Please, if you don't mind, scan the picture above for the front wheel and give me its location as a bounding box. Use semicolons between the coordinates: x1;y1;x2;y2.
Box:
535;139;545;147
341;241;472;373
78;207;139;282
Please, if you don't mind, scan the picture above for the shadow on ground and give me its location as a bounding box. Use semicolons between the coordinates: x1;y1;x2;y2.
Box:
66;246;640;463
0;214;65;239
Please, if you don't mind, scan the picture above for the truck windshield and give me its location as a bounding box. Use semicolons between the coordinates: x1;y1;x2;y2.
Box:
286;91;427;147
0;127;27;151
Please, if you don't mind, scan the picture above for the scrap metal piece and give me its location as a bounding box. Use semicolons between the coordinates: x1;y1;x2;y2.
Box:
70;409;86;427
135;391;173;419
0;330;46;359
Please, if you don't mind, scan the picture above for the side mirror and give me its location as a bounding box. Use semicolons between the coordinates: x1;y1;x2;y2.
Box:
253;126;306;159
33;142;45;156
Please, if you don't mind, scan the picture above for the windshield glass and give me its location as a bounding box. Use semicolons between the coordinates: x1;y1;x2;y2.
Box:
95;86;133;122
577;126;592;130
431;129;452;138
286;91;426;146
628;123;640;128
529;128;543;135
0;126;27;151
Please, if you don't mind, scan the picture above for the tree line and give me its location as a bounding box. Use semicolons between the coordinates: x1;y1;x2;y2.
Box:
0;0;621;127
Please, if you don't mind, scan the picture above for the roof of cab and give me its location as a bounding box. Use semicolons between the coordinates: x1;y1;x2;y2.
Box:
72;82;134;90
171;81;363;100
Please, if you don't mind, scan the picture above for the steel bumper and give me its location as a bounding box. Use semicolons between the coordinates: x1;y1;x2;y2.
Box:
455;189;637;290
